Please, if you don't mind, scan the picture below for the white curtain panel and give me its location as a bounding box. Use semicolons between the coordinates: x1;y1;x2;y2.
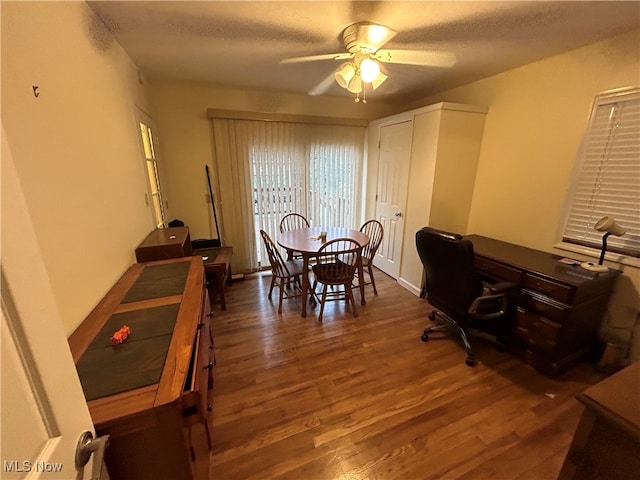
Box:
211;118;364;272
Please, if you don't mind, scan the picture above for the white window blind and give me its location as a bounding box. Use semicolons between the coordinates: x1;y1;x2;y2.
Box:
562;87;640;258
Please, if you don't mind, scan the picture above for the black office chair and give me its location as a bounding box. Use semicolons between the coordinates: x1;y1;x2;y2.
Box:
415;226;516;366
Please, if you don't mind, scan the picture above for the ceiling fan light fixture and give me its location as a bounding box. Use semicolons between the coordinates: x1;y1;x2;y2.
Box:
347;75;363;94
334;63;356;89
371;71;388;90
360;58;380;83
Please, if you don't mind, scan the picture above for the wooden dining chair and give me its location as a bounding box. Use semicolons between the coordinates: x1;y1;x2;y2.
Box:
259;229;305;314
279;213;310;260
311;238;361;322
356;219;384;295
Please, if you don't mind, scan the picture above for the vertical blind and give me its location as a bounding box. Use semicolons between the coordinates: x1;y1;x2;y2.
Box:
212;118;365;272
562;87;640;258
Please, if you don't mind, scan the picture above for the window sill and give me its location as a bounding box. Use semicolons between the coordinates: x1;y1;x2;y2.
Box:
553;242;640;269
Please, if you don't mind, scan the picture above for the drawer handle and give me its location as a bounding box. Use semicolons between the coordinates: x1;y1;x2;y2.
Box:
207;404;212;412
203;362;214;370
207;311;214;318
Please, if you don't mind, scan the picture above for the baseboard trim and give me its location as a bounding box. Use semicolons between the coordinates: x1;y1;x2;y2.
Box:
397;277;421;297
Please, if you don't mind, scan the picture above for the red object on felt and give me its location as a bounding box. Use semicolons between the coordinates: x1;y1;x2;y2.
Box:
110;325;131;345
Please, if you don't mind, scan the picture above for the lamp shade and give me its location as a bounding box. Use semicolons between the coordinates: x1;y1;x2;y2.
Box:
371;71;388;90
347;75;363;94
335;63;356;89
594;216;626;236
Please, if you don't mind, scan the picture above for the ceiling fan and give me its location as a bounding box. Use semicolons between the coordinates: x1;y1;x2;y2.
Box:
281;22;456;102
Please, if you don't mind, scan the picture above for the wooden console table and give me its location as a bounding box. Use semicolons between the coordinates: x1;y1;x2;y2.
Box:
68;257;214;480
558;361;640;479
194;246;233;310
468;235;621;377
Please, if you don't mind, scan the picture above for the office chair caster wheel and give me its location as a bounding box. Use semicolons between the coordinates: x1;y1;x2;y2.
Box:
465;356;476;367
428;312;437;321
421;332;430;342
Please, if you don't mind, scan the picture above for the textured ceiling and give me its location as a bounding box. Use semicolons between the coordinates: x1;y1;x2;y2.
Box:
87;1;640;104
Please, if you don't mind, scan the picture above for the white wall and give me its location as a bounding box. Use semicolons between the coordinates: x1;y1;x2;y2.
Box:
397;29;640;362
2;1;157;335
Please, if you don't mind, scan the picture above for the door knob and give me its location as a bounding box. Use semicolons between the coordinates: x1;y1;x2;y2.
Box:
394;211;402;218
75;431;109;480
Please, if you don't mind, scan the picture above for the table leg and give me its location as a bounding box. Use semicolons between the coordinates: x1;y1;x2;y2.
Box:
301;254;310;317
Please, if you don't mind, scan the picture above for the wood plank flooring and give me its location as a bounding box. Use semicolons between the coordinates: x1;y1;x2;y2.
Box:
208;269;606;480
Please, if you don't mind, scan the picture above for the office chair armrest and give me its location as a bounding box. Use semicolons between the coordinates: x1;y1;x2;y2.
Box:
486;281;518;294
468;292;510;320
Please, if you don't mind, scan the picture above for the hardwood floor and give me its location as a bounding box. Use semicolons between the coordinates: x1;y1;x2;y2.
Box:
208;269;606;480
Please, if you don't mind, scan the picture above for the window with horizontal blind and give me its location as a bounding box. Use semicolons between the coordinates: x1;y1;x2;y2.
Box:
561;87;640;259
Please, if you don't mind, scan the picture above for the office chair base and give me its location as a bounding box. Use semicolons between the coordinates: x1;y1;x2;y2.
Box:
421;311;477;367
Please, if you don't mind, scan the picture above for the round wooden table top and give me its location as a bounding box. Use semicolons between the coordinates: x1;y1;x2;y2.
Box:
277;226;370;254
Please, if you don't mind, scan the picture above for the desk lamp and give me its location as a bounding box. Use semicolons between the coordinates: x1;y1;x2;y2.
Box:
580;216;626;272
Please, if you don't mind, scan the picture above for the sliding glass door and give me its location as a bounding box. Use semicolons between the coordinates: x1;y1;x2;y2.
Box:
212;118;364;272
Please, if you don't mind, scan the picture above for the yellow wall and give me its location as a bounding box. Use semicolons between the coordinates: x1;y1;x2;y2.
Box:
400;29;640;360
148;82;395;241
2;1;156;335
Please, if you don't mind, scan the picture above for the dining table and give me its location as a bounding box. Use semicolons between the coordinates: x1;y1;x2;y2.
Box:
277;226;370;317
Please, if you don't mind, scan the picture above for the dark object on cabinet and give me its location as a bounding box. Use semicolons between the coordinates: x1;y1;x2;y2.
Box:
558;361;640;480
415;227;517;366
468;235;621;377
68;257;214;480
192;238;222;250
135;226;192;262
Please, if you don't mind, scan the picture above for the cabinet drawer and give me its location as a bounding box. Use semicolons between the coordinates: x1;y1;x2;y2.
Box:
181;300;214;425
519;289;570;324
522;273;574;303
474;257;522;283
514;307;561;353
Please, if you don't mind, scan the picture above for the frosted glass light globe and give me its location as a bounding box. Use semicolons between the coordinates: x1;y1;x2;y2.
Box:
360;58;380;83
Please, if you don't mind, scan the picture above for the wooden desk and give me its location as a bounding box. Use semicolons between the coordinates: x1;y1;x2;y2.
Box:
194;246;233;310
277;227;370;317
68;257;214;480
467;235;621;377
558;361;640;479
135;226;192;262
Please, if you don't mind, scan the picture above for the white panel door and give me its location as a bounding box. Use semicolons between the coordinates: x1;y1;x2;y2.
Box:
1;128;104;479
373;120;413;278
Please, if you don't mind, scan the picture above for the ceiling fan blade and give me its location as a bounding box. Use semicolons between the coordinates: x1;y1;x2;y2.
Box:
280;53;352;64
375;49;457;68
308;72;337;96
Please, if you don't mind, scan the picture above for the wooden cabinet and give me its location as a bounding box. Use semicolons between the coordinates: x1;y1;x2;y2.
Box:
135;226;193;262
68;257;213;479
367;102;487;292
469;235;620;377
558;361;640;480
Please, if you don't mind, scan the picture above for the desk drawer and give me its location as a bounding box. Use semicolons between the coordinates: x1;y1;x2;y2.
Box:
474;257;522;283
522;273;574;303
519;289;570;324
514;307;561;353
